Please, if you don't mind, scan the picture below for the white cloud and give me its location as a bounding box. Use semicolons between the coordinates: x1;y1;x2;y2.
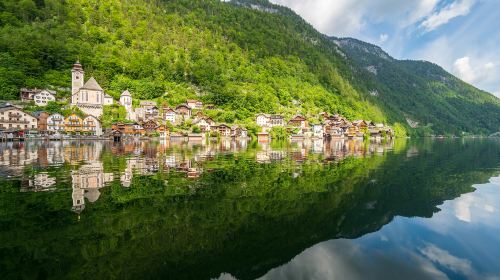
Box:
452;56;497;85
420;0;475;32
379;33;389;43
269;0;440;37
453;57;476;84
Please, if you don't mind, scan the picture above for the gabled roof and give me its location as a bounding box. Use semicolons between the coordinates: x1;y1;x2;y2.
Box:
0;104;16;112
121;90;131;97
163;107;176;113
80;77;103;91
31;111;48;118
176;104;191;109
104;93;113;98
290;115;307;121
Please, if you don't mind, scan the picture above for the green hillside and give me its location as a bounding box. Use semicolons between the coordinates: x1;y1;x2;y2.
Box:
334;38;500;136
0;0;499;135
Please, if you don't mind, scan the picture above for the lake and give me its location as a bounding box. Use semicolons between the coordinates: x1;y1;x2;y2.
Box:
0;138;499;280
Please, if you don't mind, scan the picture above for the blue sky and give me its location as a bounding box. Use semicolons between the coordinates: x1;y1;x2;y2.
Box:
269;0;500;98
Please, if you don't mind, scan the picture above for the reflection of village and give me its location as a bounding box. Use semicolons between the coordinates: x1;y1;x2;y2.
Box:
0;138;394;214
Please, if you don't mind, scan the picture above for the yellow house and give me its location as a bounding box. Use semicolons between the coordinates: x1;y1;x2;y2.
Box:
64;114;83;133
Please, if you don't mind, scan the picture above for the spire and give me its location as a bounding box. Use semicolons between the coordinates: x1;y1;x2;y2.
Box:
72;60;83;72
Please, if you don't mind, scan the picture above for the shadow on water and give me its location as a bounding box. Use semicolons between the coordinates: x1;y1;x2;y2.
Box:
0;138;499;279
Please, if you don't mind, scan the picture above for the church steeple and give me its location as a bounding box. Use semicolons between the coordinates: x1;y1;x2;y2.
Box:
71;61;84;95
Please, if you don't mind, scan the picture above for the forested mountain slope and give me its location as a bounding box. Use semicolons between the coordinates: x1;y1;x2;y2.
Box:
0;0;498;135
334;38;500;135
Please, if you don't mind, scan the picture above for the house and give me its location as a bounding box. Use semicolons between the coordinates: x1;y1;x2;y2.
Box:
312;124;324;138
216;124;231;137
0;104;38;131
231;125;248;138
193;117;212;132
112;123;139;135
163;108;177;124
345;125;364;139
256;113;270;127
135;100;157;121
33;90;56;106
70;61;111;117
156;125;170;139
82;115;102;136
64;114;83;133
187;100;203;110
288;115;308;128
325;124;344;138
205;104;216;110
104;94;113;105
352;120;368;129
20;88;42;102
256;114;284;127
138;101;159;120
142;119;158;134
32;111;50;132
175;104;192;119
47;113;65;132
269;115;285;127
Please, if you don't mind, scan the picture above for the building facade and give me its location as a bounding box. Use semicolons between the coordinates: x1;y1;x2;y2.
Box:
70;61;112;117
0;104;37;131
33;90;56;106
47;113;65;132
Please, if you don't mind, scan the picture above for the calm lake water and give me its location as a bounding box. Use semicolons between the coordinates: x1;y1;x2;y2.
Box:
0;138;499;280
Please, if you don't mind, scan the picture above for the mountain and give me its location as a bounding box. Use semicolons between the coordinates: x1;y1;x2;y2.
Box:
333;37;500;135
0;0;498;135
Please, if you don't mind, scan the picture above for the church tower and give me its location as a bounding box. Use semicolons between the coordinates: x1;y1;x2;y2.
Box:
71;61;84;95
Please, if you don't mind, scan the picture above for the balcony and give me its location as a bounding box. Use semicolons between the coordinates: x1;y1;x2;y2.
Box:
6;119;29;124
8;113;22;118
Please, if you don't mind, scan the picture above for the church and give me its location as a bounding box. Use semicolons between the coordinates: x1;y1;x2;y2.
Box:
70;61;113;117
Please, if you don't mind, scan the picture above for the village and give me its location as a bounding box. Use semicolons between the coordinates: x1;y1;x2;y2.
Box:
0;61;393;142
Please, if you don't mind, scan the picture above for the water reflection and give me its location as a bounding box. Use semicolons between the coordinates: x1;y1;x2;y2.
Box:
0;139;499;280
259;176;500;280
0;139;395;215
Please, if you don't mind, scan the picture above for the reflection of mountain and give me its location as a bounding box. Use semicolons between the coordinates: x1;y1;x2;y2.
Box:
0;140;498;279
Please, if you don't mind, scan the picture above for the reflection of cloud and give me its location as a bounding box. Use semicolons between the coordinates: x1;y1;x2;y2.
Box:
420;244;472;276
258;239;449;280
454;195;474;222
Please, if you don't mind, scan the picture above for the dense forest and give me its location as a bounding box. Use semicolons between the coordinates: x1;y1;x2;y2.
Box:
0;0;499;135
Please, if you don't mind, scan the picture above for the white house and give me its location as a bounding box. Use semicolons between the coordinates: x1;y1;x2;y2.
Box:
104;94;114;105
256;113;270;127
313;124;324;138
82;115;103;136
47;113;65;132
163;108;177;124
0;104;38;130
33;90;56;106
187;100;203;110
